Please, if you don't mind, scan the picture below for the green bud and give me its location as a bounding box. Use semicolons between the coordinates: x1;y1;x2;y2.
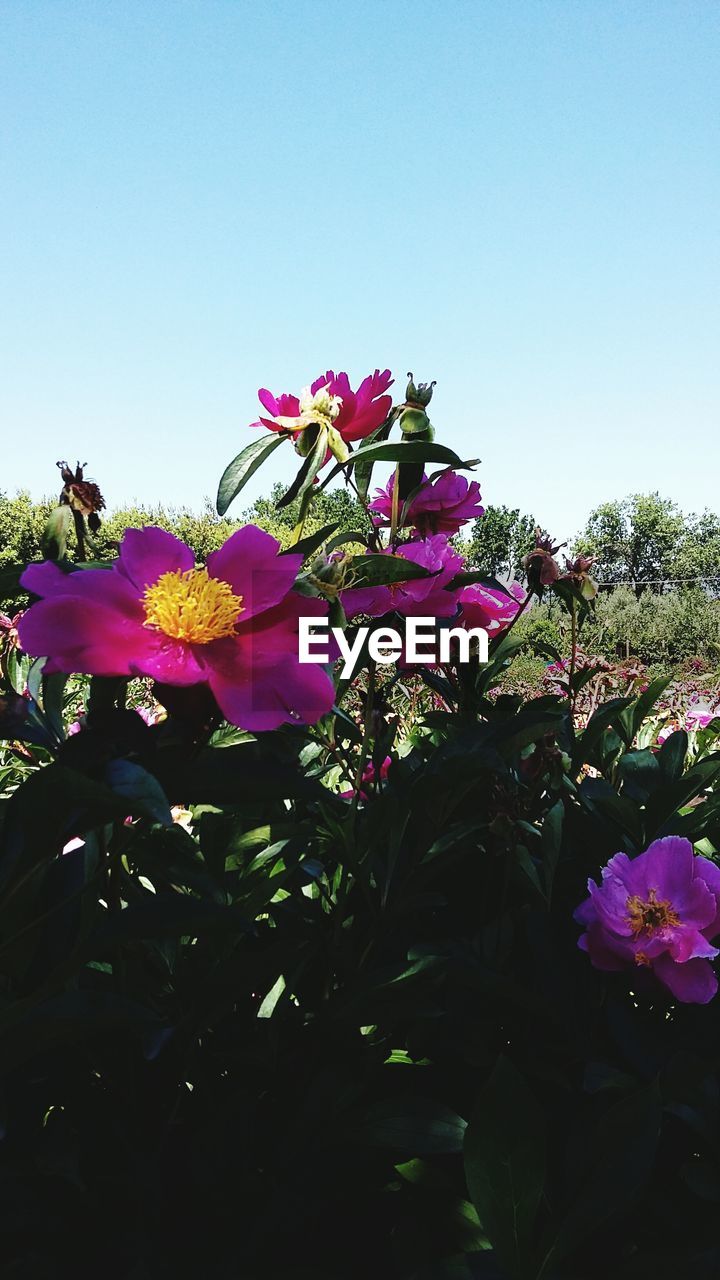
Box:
398;407;431;435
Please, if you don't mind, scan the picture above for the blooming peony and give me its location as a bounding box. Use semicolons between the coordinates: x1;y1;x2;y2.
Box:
456;581;525;636
18;525;335;732
252;369;393;452
574;835;720;1003
369;470;484;537
340;535;464;620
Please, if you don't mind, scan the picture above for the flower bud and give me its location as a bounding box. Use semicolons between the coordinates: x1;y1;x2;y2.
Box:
405;372;436;408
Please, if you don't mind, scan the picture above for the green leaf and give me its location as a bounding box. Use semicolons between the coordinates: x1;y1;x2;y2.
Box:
321;441;478;488
325;529;371;554
658;729;688;781
216;433;284;516
276;427;329;509
542;800;563;902
616;674;673;745
464;1056;546;1278
645;756;720;838
279;520;340;558
539;1088;660;1276
573;697;633;771
349;1097;467;1154
26;656;47;706
616;748;661;802
346;553;437;588
104;759;173;825
257;973;286;1018
42;671;69;741
5;646;31;696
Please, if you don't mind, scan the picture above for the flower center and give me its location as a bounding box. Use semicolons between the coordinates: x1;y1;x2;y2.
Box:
143;568;244;645
626;887;680;937
297;385;342;430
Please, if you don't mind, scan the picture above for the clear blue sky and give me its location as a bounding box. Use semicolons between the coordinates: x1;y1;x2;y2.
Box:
1;0;718;541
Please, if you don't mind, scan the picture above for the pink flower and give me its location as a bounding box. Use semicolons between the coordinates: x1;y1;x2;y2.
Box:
253;369;393;450
575;836;720;1003
456;582;526;635
339;755;392;800
369;470;484;536
341;535;464;620
18;526;335;732
686;702;717;732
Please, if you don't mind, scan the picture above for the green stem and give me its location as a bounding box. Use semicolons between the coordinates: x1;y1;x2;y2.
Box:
569;597;578;726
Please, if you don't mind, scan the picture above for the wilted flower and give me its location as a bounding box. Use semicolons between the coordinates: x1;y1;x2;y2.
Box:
575;836;720;1003
456;581;525;636
523;528;565;593
58;460;106;528
18;525;335;731
369;470;484;536
0;610;23;652
252;369;393;462
560;553;598;601
341;535;464;620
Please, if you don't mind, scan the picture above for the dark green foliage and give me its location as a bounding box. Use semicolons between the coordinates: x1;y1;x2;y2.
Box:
2;666;720;1277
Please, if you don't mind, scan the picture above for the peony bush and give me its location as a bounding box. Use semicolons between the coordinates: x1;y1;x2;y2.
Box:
1;369;720;1277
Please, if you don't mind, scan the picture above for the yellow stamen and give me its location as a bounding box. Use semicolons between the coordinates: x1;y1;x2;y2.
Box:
626;887;680;937
143;568;243;644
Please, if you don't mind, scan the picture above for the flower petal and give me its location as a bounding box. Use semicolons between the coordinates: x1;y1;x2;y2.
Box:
205;595;335;729
652;953;719;1004
206;526;302;620
18;598;152;676
118;527;195;591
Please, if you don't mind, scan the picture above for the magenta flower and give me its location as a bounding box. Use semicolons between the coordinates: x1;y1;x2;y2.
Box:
18;526;335;732
457;581;525;635
339;755;392;801
341;535;464;620
252;369;393;450
369;470;484;536
574;836;720;1003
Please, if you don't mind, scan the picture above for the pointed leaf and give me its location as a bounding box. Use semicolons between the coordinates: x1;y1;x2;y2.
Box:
464;1056;546;1278
216;433;284;516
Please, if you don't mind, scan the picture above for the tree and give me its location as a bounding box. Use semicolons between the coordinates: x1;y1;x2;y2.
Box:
459;505;537;579
241;482;371;546
573;492;720;594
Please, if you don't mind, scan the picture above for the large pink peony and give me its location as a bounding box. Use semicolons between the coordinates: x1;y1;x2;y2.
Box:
456;581;526;636
252;369;393;449
18;526;335;731
575;836;720;1003
340;535;464;620
369;470;484;536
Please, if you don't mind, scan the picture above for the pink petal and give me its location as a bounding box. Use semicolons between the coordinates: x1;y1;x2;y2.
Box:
205;526;302;620
117;527;195;592
652;953;719;1003
19;598;153;676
